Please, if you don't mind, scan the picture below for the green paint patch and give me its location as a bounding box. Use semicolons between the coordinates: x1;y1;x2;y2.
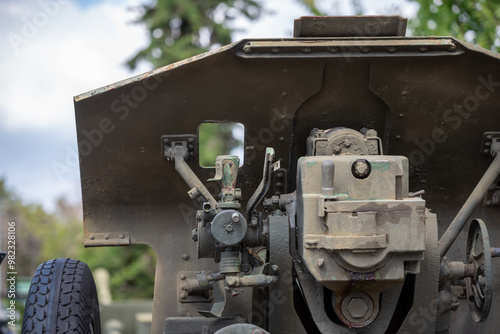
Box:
370;161;390;171
306;161;318;168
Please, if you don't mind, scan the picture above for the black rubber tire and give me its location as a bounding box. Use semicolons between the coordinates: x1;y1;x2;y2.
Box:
21;258;100;334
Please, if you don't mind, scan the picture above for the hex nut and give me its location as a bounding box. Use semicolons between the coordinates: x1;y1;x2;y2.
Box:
347;298;369;319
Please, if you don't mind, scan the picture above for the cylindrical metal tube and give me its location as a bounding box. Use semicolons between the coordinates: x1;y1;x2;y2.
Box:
321;160;335;196
439;154;500;257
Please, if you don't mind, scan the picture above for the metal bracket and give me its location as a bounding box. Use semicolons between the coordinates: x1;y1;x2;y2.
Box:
84;232;130;247
304;234;387;250
162;134;196;161
481;132;500;156
162;134;217;208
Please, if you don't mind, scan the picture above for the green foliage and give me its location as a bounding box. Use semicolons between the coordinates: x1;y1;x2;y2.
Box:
127;0;262;69
199;123;243;166
0;181;81;276
409;0;500;52
78;245;156;299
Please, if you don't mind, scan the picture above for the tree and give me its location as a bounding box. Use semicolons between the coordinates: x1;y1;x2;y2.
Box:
127;0;262;70
409;0;499;52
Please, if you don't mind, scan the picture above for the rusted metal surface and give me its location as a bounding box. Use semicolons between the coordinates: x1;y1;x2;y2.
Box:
293;16;407;37
74;16;500;333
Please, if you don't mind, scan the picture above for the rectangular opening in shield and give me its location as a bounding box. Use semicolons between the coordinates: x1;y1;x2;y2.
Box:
199;122;244;167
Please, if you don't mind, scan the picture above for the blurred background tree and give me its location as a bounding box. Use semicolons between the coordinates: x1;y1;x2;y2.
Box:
409;0;499;52
126;0;263;69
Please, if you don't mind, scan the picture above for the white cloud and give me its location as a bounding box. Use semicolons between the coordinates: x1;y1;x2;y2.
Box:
0;0;150;139
0;0;151;211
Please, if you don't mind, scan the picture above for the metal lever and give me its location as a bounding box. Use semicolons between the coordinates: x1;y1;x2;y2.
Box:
246;147;275;219
172;145;218;208
438;137;500;257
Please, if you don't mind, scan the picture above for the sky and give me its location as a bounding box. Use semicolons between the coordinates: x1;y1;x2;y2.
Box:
0;0;418;212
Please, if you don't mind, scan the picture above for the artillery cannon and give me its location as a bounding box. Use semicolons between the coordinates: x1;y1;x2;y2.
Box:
22;16;500;334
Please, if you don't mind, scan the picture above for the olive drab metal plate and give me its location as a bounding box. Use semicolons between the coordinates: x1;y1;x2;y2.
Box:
74;17;500;333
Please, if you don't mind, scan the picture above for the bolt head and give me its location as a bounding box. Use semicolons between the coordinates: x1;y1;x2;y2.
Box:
231;213;240;222
347;298;369;319
352;159;370;179
227;276;237;286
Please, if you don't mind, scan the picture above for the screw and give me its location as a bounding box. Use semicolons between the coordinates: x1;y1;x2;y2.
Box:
243;44;252;53
352;159;370;179
232;213;240;222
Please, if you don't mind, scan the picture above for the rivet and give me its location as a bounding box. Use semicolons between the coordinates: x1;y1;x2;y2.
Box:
396;135;401;140
271;47;280;54
104;234;110;240
387;46;397;53
420;46;428;52
243;44;252;54
180;292;188;300
180;274;186;280
302;47;311;53
317;258;324;267
182;253;190;261
89;235;95;240
328;46;338;53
